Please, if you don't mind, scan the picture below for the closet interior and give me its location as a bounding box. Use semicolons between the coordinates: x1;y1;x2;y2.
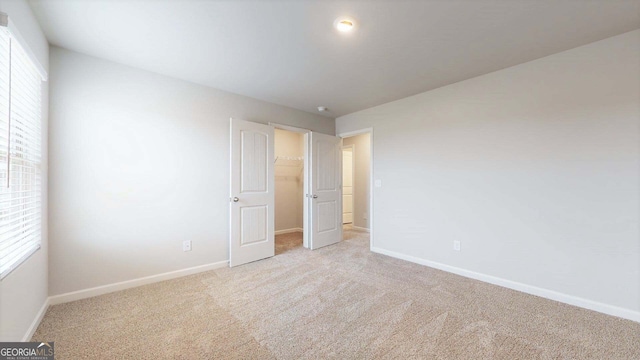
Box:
274;129;305;237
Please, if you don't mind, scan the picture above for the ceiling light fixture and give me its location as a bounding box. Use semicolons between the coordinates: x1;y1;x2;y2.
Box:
317;106;328;112
334;17;355;32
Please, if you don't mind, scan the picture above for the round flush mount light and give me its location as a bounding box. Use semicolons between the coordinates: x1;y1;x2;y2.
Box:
334;17;356;32
317;106;328;112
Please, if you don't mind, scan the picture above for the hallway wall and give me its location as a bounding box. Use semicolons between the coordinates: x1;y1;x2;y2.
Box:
336;30;640;319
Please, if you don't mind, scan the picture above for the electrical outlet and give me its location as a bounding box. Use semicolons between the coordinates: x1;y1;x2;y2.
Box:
183;240;192;252
374;179;382;187
363;213;368;220
453;240;461;251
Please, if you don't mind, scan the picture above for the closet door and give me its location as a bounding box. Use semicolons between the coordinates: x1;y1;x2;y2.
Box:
229;118;275;267
308;132;342;249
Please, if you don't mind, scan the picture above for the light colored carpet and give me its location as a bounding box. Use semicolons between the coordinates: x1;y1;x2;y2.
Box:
33;229;640;359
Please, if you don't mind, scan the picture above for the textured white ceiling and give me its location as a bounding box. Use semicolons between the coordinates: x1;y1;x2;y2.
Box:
28;0;640;117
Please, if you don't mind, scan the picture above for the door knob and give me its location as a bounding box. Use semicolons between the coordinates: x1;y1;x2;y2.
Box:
233;197;239;202
312;194;318;199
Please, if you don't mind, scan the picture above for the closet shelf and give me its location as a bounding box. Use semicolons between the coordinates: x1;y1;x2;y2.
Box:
274;156;304;176
274;156;304;165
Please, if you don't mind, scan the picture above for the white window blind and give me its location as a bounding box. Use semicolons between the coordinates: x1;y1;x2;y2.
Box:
0;25;43;279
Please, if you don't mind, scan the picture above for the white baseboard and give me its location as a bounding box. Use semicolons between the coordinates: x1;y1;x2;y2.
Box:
22;298;50;341
371;246;640;323
49;260;228;305
351;226;370;233
275;227;303;235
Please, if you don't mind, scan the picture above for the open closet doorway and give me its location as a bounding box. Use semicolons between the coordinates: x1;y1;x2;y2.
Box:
229;118;343;267
342;145;354;225
339;130;373;247
274;127;306;255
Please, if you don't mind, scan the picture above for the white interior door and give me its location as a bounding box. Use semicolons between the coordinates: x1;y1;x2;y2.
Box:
342;148;353;224
309;132;342;250
229;118;274;267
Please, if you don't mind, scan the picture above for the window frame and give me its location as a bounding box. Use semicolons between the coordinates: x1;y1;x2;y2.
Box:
0;13;46;280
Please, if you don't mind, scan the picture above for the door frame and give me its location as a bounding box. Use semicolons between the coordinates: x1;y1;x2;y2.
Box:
269;123;311;249
341;144;355;225
337;128;374;251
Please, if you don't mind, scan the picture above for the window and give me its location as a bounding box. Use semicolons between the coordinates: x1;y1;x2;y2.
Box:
0;22;43;279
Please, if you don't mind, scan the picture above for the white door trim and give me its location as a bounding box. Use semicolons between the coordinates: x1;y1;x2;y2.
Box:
270;123;311;249
268;123;310;134
337;128;374;251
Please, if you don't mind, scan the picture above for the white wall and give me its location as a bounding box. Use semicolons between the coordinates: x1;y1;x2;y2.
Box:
48;47;334;296
0;0;49;341
337;30;640;318
343;134;370;229
275;129;304;232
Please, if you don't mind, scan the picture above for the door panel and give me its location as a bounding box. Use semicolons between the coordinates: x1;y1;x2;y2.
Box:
240;205;268;245
343;194;353;224
318;141;338;190
309;132;342;249
343;195;353;211
240;131;268;192
318;200;338;232
230;119;274;267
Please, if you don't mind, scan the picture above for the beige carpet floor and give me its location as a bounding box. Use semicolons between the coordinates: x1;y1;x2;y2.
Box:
33;229;640;359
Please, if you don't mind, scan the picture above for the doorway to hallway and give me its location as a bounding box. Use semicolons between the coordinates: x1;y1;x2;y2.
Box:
339;131;372;244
